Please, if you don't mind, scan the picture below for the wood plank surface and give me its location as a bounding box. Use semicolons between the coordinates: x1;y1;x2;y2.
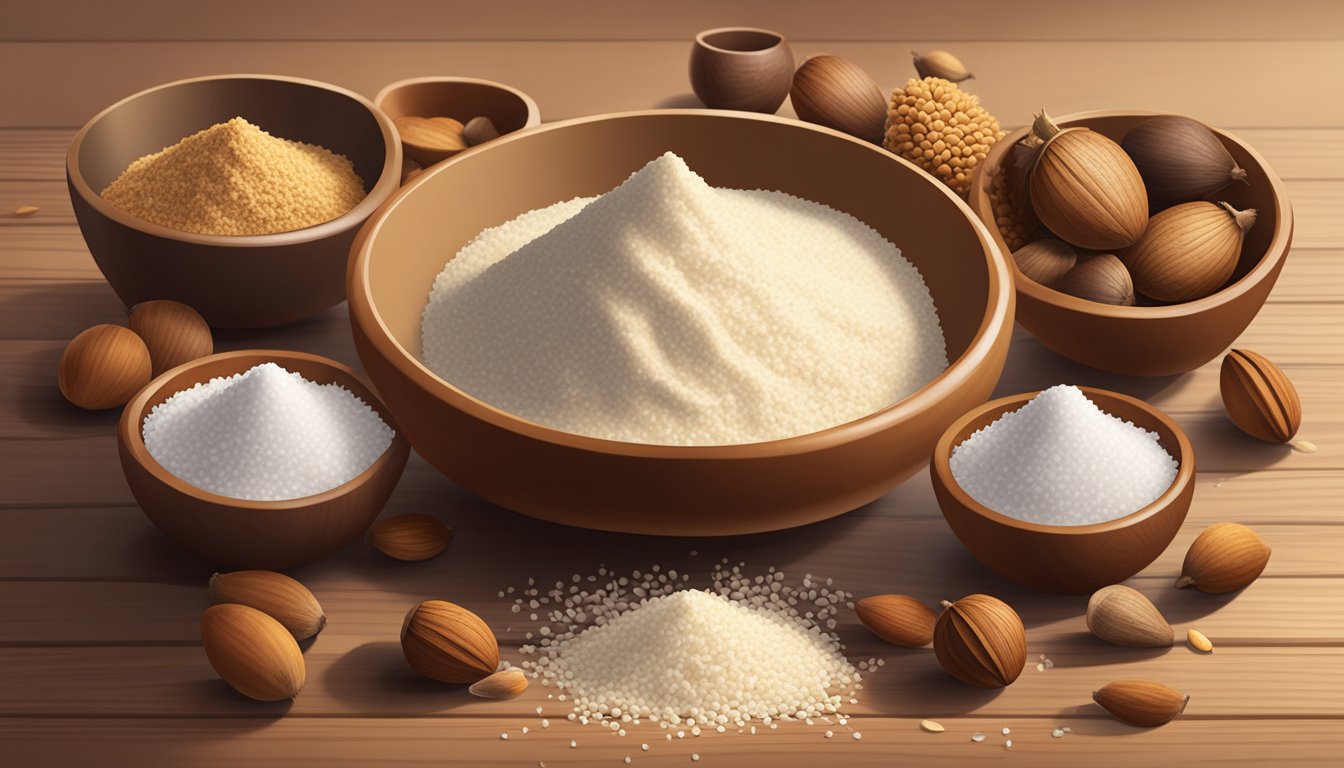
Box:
2;41;1343;129
4;718;1342;768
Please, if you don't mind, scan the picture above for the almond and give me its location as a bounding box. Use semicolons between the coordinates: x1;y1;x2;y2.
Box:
469;667;529;699
1187;628;1214;653
368;513;454;561
1176;522;1271;593
856;594;936;647
208;570;326;641
401;600;499;684
1093;680;1189;727
1086;585;1173;648
200;604;305;701
1220;348;1302;443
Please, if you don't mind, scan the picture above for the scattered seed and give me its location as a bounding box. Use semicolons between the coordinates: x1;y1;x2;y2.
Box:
641;743;649;751
1002;727;1011;736
541;719;550;728
825;730;834;739
971;732;986;742
1005;739;1013;749
521;727;529;734
691;755;701;762
852;732;862;741
1188;628;1214;653
570;740;577;748
624;758;632;764
920;719;945;733
1052;727;1066;738
13;206;39;217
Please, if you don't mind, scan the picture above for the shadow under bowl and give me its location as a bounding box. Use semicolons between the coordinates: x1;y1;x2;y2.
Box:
118;350;411;569
67;74;402;329
931;387;1195;594
348;109;1014;536
374;77;541;166
966;109;1293;377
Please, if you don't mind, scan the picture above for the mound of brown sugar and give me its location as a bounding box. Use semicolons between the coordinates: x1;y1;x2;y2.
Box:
100;117;366;236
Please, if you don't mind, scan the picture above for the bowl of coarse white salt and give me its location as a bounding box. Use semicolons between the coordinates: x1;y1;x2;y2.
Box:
118;350;410;568
931;385;1196;594
349;109;1015;535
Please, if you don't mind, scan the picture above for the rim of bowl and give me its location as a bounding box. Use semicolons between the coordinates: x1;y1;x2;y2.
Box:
349;108;1014;459
67;73;402;248
931;386;1196;535
372;76;542;129
974;109;1294;320
694;27;788;54
119;349;408;510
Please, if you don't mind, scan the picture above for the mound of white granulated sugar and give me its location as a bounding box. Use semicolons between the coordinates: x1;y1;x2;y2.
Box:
517;562;871;733
422;151;946;446
949;385;1179;525
142;362;394;501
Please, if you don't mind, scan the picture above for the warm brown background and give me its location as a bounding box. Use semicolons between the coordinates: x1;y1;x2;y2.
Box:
2;2;1342;766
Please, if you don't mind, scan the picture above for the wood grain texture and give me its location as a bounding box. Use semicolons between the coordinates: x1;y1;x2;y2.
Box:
2;41;1343;128
4;1;1340;42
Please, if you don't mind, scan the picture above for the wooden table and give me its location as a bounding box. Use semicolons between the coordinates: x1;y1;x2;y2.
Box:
2;3;1341;765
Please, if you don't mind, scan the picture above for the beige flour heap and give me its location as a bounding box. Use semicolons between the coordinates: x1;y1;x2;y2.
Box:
101;117;366;235
422;152;947;446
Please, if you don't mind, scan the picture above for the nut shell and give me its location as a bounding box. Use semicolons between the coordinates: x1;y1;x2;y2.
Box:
401;599;499;684
933;594;1027;688
1086;585;1173;648
1028;112;1148;250
1220;348;1301;443
369;513;454;562
58;324;152;410
1093;680;1189;727
469;667;529;699
1176;522;1271;593
200;603;306;701
1012;238;1077;288
1123;201;1255;303
855;594;937;647
790;55;888;144
911;50;972;83
128;300;213;376
209;570;326;641
1056;254;1136;306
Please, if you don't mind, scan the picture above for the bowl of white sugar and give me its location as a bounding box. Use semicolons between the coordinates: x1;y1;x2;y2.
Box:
931;385;1195;594
118;350;410;568
349;109;1014;535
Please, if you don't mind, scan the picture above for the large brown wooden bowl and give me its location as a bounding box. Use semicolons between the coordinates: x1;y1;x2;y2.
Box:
348;109;1014;536
967;110;1293;377
67;74;402;328
931;387;1195;594
119;350;410;569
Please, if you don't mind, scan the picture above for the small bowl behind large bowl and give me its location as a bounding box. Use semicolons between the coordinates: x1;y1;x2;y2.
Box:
967;110;1293;377
119;350;410;569
931;387;1195;594
374;77;540;166
349;109;1014;536
68;74;401;329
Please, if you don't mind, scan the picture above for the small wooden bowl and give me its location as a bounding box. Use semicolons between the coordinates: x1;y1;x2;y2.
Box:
374;77;540;166
931;387;1195;594
118;350;410;569
689;27;795;113
67;74;402;328
349;109;1014;536
966;110;1293;376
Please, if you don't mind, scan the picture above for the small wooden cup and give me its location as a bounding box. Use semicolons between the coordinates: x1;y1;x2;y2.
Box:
119;350;410;569
931;387;1195;594
375;77;540;166
689;27;795;113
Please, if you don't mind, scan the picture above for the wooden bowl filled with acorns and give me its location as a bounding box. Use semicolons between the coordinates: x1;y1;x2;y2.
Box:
967;109;1293;377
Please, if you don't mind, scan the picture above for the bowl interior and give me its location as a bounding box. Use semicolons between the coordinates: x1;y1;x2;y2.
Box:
123;350;401;508
981;112;1283;305
75;77;388;199
376;80;535;135
362;111;997;400
937;386;1191;533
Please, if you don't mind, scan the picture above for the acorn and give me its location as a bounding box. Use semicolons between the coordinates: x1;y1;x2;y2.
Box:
1121;115;1248;211
1012;238;1077;288
1026;110;1148;250
128;300;213;376
1055;254;1136;306
1123;201;1255;303
58;324;152;410
401;600;499;684
933;594;1027;688
1176;523;1271;593
1220;348;1302;443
